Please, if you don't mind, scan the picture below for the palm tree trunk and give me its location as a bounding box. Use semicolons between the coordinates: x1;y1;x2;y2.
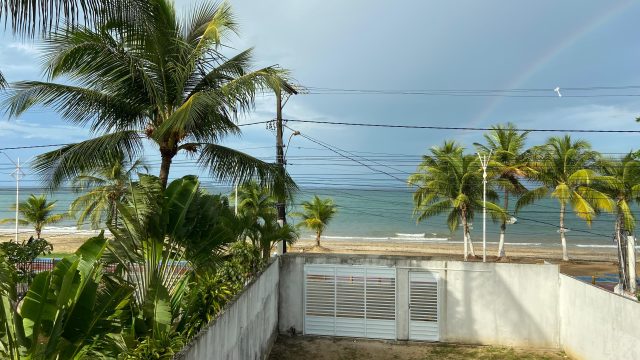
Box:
560;203;569;261
467;229;476;257
159;146;176;189
316;231;321;247
497;190;508;258
262;243;270;260
461;208;468;261
615;214;627;290
36;226;41;239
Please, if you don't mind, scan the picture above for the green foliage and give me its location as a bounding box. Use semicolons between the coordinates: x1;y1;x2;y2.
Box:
70;154;148;229
293;195;337;246
0;238;53;285
107;175;236;342
119;334;185;360
0;232;134;359
0;194;65;239
8;0;295;192
234;182;299;259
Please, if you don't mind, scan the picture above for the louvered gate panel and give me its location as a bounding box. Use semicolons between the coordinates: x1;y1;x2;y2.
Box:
365;267;396;339
304;265;335;335
409;271;439;341
304;265;397;339
335;267;366;337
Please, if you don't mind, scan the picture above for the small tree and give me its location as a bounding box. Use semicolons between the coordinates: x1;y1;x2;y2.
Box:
0;194;65;239
70;154;148;229
294;196;337;247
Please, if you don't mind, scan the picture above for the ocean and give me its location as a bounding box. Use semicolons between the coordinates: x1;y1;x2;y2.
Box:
0;186;625;250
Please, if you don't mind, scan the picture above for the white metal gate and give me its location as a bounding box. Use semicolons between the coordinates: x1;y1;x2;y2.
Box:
304;265;396;339
409;271;440;341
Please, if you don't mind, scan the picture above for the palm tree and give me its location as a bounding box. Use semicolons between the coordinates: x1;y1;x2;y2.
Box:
0;194;65;239
0;71;6;89
7;0;295;191
599;152;640;293
235;181;276;221
474;123;532;258
409;141;501;260
234;181;297;259
70;154;148;229
517;135;613;261
294;195;337;247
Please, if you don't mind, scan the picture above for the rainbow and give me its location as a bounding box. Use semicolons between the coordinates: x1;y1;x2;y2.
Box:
471;1;634;126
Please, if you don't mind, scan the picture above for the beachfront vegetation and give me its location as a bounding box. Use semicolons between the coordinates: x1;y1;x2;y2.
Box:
0;194;65;239
0;237;52;286
474;123;533;258
517;135;613;261
409;141;504;260
598;152;640;293
0;176;278;359
294;195;338;247
234;181;299;259
70;154;148;229
6;0;295;192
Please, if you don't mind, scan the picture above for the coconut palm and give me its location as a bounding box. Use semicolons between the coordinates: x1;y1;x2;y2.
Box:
409;141;501;260
7;0;296;192
474;123;533;258
0;194;65;239
516;135;613;261
294;196;337;247
70;154;148;229
598;152;640;292
235;181;276;221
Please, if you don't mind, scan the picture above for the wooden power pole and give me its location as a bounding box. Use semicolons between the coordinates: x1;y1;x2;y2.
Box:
275;89;287;253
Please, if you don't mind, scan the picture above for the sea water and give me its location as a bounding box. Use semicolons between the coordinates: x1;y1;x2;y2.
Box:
0;186;625;249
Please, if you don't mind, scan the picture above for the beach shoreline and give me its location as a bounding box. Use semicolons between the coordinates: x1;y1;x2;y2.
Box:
2;231;631;277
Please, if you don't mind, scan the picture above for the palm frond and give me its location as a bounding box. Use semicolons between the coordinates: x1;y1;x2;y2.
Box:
31;131;143;189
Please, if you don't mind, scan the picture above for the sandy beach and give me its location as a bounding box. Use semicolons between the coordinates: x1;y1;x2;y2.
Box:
290;238;626;277
2;231;630;277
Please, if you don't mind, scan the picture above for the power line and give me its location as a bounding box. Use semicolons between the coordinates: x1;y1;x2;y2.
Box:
283;119;640;133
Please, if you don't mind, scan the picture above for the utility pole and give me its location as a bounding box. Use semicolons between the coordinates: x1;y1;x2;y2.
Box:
275;89;287;253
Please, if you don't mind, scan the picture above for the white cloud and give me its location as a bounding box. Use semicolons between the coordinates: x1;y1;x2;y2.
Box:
7;42;42;56
0;121;89;141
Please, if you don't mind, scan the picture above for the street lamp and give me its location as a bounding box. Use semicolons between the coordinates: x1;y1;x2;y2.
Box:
1;152;24;243
477;151;491;263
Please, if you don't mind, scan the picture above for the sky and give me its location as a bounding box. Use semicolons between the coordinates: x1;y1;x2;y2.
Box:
1;0;640;188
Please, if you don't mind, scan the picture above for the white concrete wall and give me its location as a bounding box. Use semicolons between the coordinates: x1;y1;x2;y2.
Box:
443;261;559;348
560;274;640;360
176;258;280;360
278;254;560;348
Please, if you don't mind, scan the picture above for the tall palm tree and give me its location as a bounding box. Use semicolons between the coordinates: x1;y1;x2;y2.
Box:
517;135;613;261
599;152;640;293
7;0;295;191
409;141;501;260
70;154;148;229
474;123;532;258
293;195;337;247
0;194;65;239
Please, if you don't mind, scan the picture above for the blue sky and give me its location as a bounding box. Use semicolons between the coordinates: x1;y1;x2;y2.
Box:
1;0;640;187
